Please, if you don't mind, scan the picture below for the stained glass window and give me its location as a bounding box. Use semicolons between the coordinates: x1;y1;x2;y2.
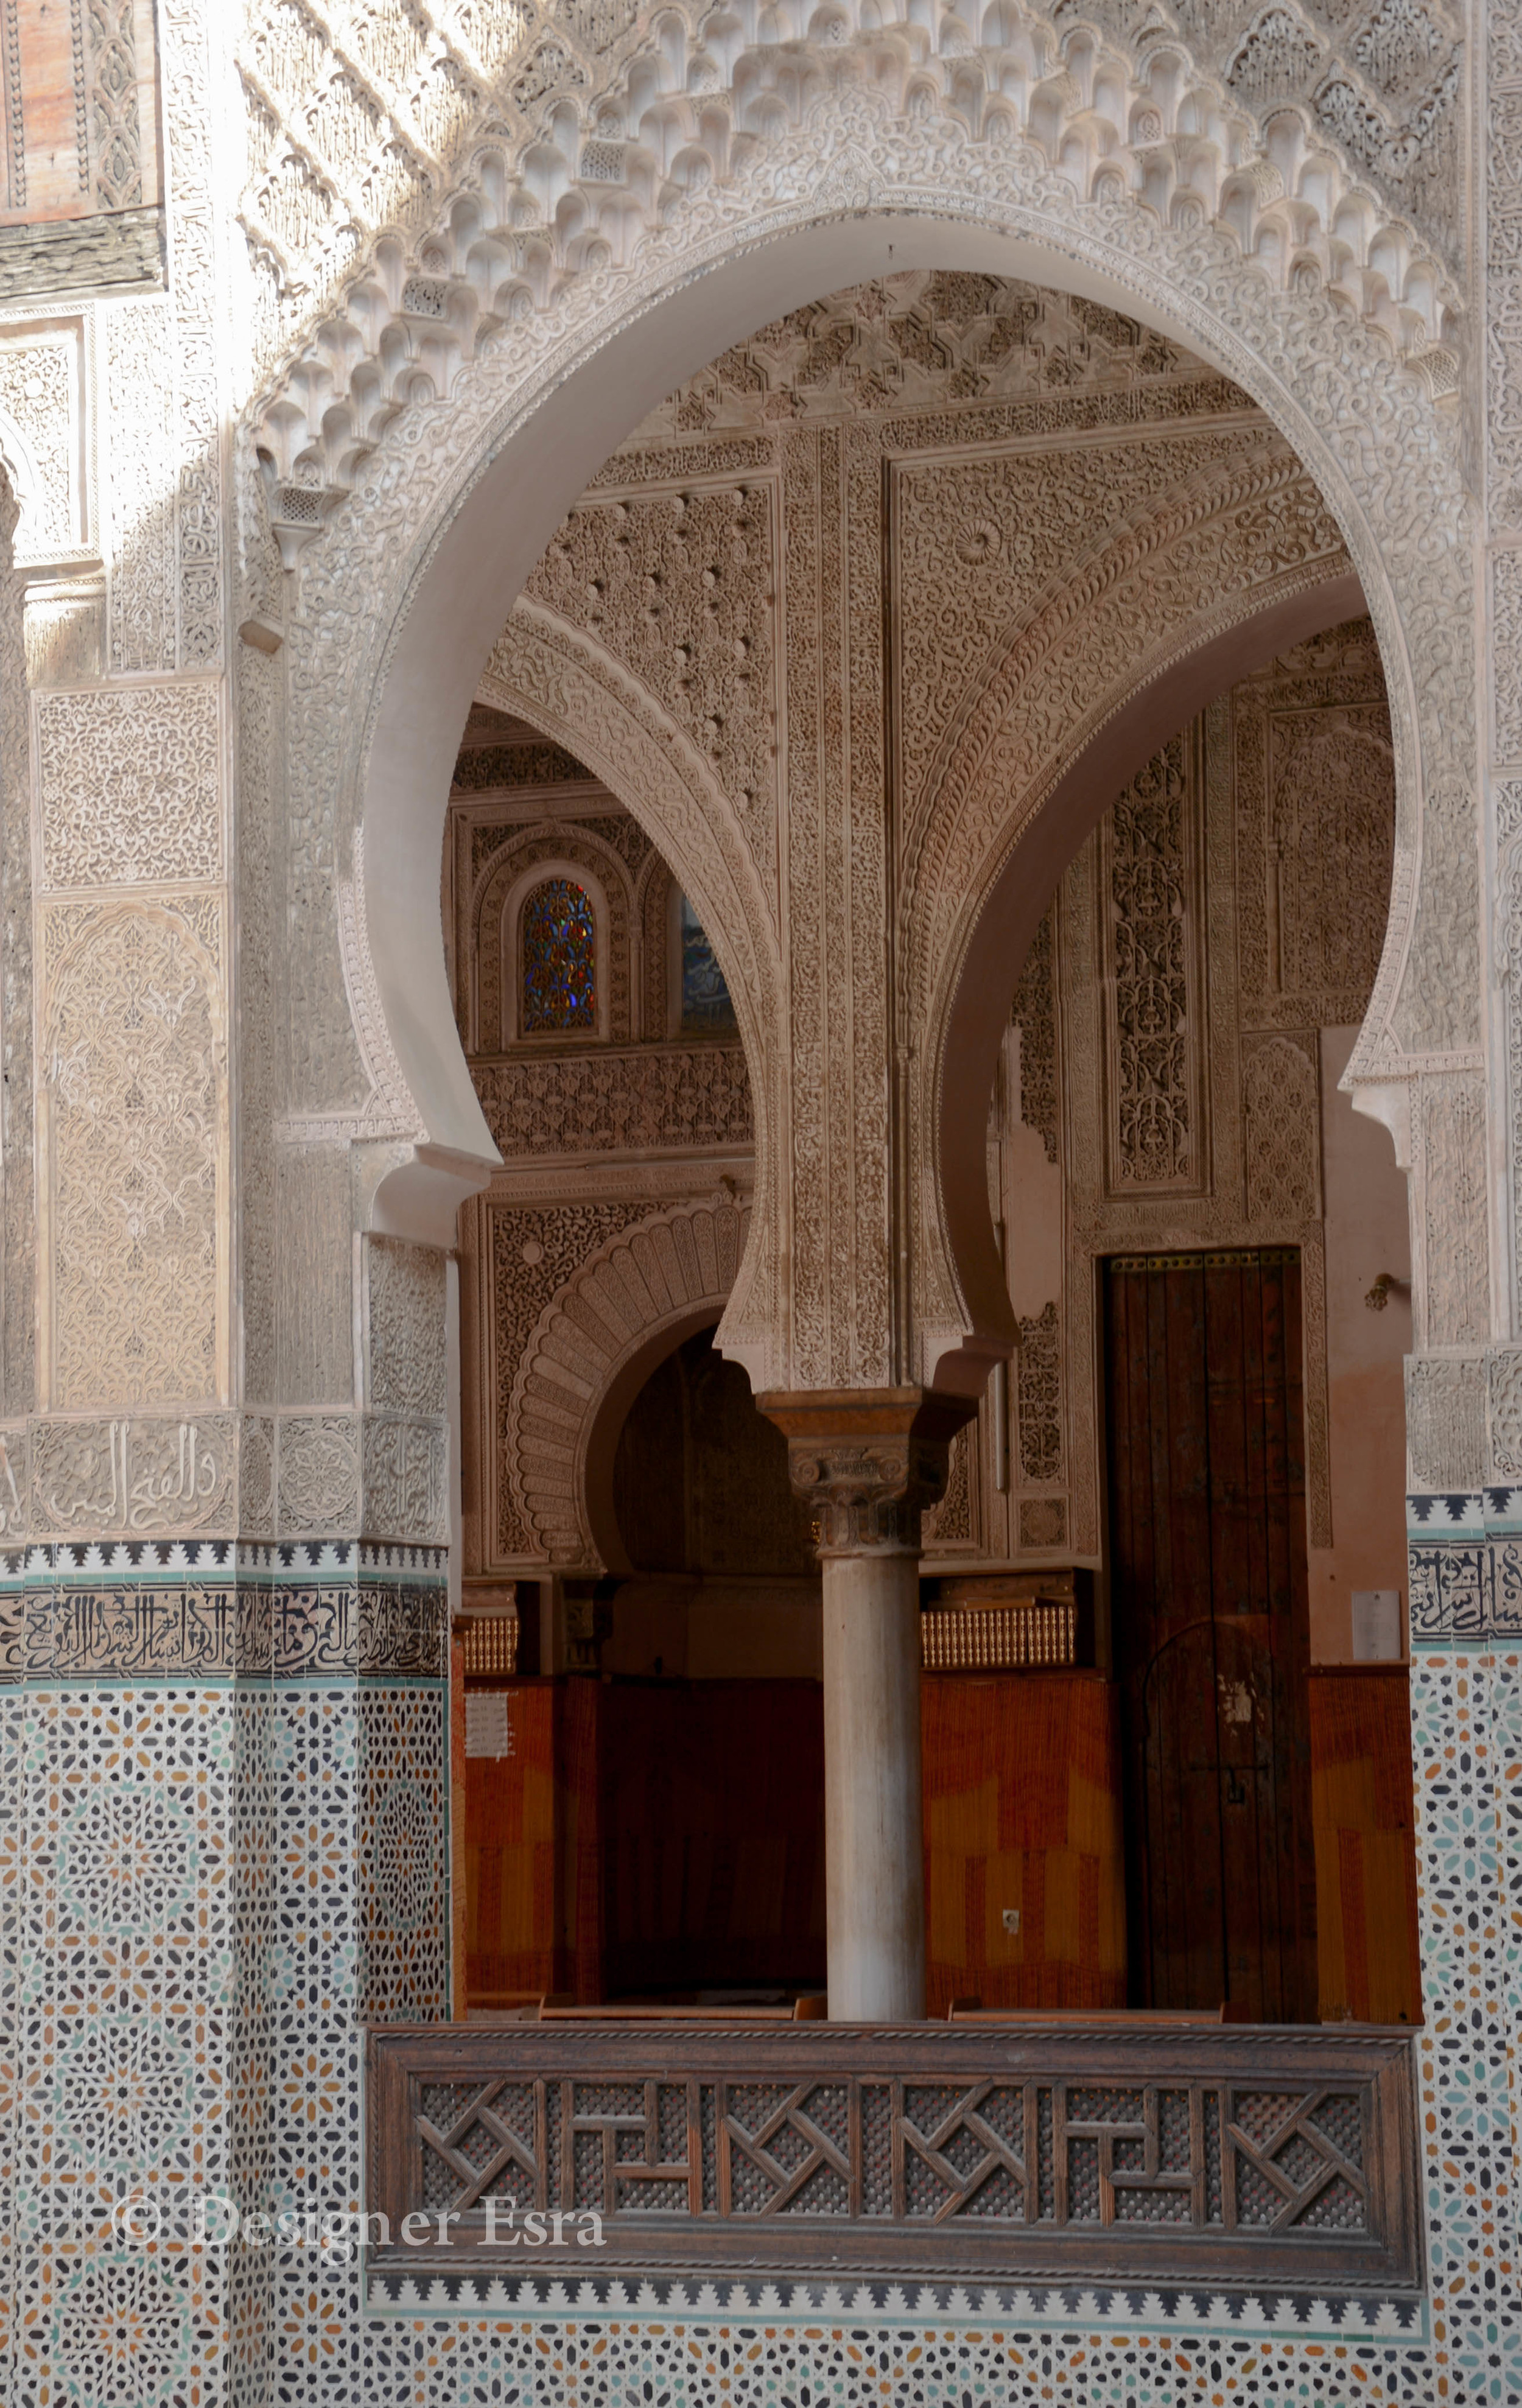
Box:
679;894;737;1034
522;877;596;1034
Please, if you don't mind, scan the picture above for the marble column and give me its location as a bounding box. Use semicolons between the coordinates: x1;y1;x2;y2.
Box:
759;1389;972;2022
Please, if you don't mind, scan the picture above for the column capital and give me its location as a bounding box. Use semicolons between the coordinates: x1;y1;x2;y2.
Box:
756;1386;977;1557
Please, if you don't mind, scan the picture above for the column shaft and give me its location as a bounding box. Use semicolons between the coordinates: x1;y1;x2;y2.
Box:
821;1551;925;2021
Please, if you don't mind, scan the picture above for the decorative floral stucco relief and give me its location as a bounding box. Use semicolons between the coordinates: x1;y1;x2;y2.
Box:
33;680;223;891
40;899;226;1413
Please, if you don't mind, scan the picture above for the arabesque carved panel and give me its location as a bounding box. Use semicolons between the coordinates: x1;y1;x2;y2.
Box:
34;679;222;891
41;900;224;1411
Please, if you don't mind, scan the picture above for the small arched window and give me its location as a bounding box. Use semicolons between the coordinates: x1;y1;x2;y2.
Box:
521;877;597;1034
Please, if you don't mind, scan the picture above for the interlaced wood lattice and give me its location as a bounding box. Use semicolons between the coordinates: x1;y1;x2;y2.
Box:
368;2023;1419;2290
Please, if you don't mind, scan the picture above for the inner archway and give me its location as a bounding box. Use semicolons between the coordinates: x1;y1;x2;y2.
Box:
331;194;1455;1346
445;269;1422;2031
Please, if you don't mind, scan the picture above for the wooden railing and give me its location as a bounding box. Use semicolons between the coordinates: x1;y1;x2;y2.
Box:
365;2018;1420;2297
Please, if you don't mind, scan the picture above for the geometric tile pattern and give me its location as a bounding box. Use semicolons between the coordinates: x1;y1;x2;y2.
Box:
1408;1643;1521;2408
361;1686;448;2024
7;1683;232;2408
6;1529;1522;2404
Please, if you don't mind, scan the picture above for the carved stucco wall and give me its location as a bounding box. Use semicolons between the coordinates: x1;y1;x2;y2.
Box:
928;615;1398;1585
239;11;1480;1434
479;273;1365;1393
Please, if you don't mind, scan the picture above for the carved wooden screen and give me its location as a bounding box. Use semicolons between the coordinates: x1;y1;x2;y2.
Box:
0;0;161;226
1104;1248;1317;2022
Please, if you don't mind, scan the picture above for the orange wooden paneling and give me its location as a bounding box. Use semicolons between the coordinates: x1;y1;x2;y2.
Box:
922;1672;1126;2017
1309;1669;1422;2025
464;1683;560;2001
450;1630;467;2017
561;1674;603;2003
464;1677;824;2004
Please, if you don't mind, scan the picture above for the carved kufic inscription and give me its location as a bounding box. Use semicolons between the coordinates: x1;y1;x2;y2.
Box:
43;902;223;1411
34;680;222;889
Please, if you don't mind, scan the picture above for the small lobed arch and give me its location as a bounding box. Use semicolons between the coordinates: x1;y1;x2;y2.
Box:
506;1194;749;1568
472;613;784;1381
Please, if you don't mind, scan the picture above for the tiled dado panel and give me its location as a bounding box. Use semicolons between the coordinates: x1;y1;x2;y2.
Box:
0;1545;448;2408
4;1523;1521;2404
4;1678;234;2408
1403;1498;1522;2407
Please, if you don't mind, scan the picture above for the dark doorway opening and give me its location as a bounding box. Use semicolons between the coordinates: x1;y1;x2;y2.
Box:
1104;1248;1317;2021
600;1325;826;2003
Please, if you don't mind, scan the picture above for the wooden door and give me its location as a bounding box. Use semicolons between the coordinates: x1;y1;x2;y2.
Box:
1103;1248;1317;2021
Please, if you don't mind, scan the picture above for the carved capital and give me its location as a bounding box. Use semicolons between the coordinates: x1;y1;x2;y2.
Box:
756;1388;977;1559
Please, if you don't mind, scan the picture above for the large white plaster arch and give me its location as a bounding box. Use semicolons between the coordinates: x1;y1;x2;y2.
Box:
267;98;1475;1383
